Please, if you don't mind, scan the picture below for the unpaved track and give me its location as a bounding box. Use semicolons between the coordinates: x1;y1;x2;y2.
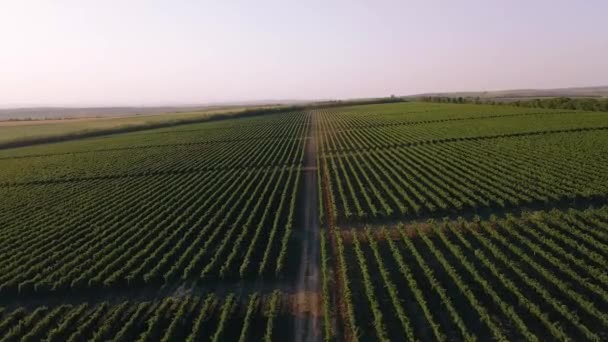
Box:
294;112;321;342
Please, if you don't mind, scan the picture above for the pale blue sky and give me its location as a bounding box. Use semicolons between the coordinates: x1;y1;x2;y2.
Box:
1;0;607;106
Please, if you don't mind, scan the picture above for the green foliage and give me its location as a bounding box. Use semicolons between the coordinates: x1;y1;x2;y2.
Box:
0;293;286;341
316;105;608;223
0;112;308;294
338;207;608;340
2;101;608;341
419;95;608;112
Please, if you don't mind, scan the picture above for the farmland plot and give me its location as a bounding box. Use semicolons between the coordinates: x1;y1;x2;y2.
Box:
0;112;309;295
2;102;608;341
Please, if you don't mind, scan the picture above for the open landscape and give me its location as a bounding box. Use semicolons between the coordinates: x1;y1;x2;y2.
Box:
2;1;607;341
0;104;295;149
1;101;607;341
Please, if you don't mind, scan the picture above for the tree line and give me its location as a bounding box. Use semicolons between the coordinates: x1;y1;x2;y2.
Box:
419;96;608;112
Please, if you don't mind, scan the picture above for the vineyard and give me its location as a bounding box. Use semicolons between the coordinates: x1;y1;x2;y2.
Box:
316;105;608;223
1;102;608;340
0;112;308;296
0;291;290;341
330;207;608;341
316;103;608;341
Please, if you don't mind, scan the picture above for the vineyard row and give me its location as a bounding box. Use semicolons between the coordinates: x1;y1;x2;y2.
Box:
0;292;287;342
330;206;608;341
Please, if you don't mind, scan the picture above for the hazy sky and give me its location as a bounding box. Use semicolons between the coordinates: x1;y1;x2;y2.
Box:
1;0;607;106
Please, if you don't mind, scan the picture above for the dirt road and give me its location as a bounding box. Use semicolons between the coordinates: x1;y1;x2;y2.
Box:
293;112;321;342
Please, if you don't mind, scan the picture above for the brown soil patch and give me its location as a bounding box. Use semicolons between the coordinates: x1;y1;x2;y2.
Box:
290;292;322;318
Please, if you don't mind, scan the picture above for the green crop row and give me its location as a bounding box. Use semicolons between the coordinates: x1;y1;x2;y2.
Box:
335;206;608;341
0;292;287;341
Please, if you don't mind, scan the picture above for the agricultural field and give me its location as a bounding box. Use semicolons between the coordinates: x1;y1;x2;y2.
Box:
317;104;608;223
316;103;608;342
0;291;290;341
1;102;607;340
0;104;282;148
0;112;308;295
329;207;608;341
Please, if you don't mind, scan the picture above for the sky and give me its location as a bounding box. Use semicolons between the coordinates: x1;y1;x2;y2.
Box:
0;0;607;107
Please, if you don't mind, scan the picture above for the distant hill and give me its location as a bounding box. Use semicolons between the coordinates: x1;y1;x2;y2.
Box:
410;86;608;100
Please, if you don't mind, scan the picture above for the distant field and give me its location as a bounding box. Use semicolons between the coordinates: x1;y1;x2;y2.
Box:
413;85;608;99
1;102;607;341
316;103;608;222
0;105;284;148
316;102;608;341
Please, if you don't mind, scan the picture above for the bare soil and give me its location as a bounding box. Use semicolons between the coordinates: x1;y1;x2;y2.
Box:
290;292;322;318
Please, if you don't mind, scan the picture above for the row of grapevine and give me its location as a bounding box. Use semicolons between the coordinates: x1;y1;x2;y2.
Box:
0;116;308;185
319;132;607;222
0;110;309;160
0;112;310;295
312;102;567;131
0;292;288;341
334;206;608;341
315;106;608;223
0;112;309;239
316;107;606;153
0;167;301;295
320;231;333;342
